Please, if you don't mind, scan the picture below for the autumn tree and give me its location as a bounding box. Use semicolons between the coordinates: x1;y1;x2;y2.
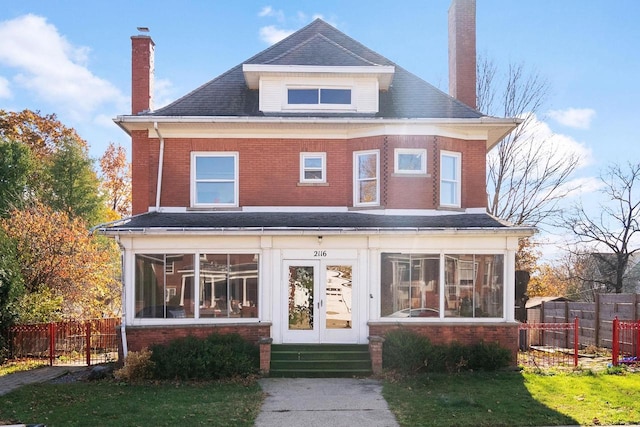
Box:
99;142;132;219
0;138;34;214
561;162;640;294
0;109;86;159
0;202;120;320
44;138;107;225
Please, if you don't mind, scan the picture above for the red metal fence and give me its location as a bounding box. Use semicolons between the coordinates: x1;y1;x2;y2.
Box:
612;317;640;366
8;318;120;366
518;318;579;368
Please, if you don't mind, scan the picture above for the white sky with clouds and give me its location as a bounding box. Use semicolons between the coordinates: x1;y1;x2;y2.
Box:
1;0;638;261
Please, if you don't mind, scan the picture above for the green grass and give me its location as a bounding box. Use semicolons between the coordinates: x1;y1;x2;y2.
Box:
0;380;263;427
0;360;47;377
383;370;640;426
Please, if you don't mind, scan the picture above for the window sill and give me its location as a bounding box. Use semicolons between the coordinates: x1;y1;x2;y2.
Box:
392;173;431;178
297;182;329;186
187;206;242;212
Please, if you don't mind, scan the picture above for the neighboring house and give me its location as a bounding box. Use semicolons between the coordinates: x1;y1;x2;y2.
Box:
101;0;534;368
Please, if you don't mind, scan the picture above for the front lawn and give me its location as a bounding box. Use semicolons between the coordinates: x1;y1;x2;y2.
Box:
383;370;640;426
0;380;263;427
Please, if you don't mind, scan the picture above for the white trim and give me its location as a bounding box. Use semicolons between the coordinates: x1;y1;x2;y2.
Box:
242;64;395;90
440;150;461;208
353;150;380;207
190;152;239;208
299;152;327;183
115;116;520;150
394;148;427;174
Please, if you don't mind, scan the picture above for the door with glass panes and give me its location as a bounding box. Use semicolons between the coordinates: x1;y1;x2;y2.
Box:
282;260;357;343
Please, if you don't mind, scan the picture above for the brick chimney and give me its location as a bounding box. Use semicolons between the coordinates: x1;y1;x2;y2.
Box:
131;35;155;114
448;0;476;109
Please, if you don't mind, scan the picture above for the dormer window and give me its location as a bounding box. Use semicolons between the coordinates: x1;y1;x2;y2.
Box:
288;88;351;105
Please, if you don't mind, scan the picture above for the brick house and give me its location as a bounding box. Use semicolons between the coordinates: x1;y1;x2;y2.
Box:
102;0;534;372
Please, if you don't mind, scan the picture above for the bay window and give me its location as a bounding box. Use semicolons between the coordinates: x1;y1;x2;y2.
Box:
354;150;379;206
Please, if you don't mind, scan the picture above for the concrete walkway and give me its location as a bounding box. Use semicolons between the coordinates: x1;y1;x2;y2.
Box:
0;366;84;397
255;378;399;427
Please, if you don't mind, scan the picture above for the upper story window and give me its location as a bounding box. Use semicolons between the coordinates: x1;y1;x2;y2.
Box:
440;151;461;208
300;152;326;183
288;88;352;105
354;150;379;206
395;148;427;175
191;152;238;207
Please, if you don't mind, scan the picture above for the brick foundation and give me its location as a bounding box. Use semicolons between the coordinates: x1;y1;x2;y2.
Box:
117;323;272;366
368;322;520;365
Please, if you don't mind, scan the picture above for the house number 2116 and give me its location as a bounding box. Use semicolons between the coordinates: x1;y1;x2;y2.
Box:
314;251;327;257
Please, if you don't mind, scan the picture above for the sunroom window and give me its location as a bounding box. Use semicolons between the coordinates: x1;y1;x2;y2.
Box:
191;152;238;207
380;253;505;319
134;253;259;320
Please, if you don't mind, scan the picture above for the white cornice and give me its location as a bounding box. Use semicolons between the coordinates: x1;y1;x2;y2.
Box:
114;116;520;150
242;64;395;89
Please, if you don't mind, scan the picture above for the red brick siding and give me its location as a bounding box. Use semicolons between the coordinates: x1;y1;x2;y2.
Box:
436;137;486;208
368;322;519;365
131;36;154;115
122;324;271;354
130;135;488;214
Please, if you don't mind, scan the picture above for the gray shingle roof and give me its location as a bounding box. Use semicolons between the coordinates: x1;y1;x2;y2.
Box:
105;211;511;231
148;19;482;119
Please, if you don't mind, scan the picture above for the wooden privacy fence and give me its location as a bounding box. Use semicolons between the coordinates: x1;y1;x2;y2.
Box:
612;317;640;366
8;318;120;366
537;294;640;349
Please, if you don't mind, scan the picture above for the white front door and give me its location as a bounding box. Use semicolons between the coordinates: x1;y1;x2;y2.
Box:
282;260;357;343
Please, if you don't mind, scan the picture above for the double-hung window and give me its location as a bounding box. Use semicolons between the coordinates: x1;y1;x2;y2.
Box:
192;152;238;207
440;151;461;208
395;148;427;175
300;152;326;183
354;150;379;206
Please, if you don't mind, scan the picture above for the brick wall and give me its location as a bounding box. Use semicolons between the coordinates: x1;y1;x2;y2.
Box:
130;134;488;214
121;323;271;354
368;322;519;364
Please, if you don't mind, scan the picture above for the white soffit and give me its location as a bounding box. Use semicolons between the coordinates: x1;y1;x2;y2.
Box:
242;64;395;90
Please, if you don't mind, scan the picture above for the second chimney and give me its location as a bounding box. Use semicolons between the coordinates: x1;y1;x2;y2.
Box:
131;35;155;115
448;0;476;109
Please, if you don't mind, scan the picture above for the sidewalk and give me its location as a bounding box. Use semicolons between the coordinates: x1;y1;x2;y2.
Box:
255;378;399;427
0;366;85;397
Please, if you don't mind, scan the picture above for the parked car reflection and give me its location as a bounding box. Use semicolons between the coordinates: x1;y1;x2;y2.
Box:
388;308;439;318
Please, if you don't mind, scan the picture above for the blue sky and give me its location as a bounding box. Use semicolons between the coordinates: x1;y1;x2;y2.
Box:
1;1;638;257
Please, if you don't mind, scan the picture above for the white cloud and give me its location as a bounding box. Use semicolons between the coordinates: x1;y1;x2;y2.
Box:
258;6;285;22
0;14;126;119
153;78;175;110
259;25;294;44
547;108;596;129
0;76;11;98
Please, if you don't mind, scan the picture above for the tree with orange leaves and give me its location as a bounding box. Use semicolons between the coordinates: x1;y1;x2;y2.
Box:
0;202;120;320
99;142;132;219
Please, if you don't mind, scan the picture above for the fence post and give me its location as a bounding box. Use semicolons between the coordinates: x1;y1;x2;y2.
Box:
612;317;619;366
573;317;579;367
48;322;56;366
86;321;92;366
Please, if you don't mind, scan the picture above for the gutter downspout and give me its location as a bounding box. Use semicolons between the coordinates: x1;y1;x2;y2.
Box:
115;236;128;359
154;121;164;211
